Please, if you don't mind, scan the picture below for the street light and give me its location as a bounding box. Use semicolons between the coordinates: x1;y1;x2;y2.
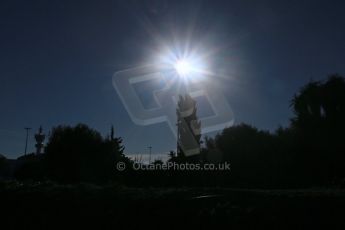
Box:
24;127;31;155
148;146;152;164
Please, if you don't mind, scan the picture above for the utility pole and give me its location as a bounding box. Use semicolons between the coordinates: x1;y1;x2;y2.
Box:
24;127;31;155
148;146;152;164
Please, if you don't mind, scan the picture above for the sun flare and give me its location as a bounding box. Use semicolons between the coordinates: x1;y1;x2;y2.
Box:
174;59;193;77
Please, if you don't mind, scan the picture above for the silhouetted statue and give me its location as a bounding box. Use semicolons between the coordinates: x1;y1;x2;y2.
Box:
9;74;345;188
176;94;201;162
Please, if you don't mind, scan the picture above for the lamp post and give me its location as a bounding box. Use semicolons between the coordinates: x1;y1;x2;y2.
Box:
24;127;31;155
148;146;152;164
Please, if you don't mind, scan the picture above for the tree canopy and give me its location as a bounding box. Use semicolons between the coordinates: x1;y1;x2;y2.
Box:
45;124;126;183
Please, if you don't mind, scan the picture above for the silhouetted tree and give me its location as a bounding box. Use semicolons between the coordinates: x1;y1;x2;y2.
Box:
45;124;126;183
152;159;164;165
290;74;345;183
198;74;345;187
0;154;9;178
14;153;47;180
200;136;223;163
291;75;345;130
217;124;279;184
0;154;6;168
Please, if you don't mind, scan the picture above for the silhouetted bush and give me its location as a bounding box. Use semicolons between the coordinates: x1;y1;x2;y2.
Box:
290;74;345;184
45;124;127;184
0;154;10;178
10;75;345;188
14;153;47;181
199;74;345;187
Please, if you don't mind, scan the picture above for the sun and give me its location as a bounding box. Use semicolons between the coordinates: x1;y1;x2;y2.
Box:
154;46;209;81
174;59;193;77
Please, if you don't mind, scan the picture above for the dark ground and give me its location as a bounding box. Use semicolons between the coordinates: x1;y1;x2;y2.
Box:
1;181;345;229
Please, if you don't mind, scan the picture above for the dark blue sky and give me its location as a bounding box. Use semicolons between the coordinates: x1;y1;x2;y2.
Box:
1;0;345;159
